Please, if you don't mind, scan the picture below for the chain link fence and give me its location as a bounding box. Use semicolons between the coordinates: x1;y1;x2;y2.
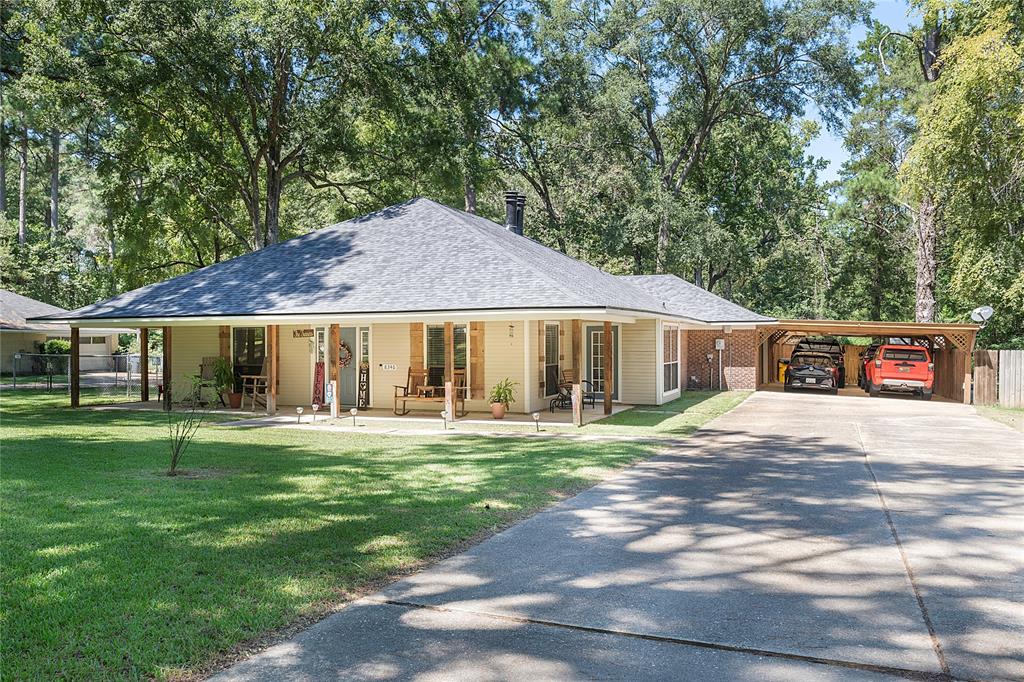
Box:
4;353;163;401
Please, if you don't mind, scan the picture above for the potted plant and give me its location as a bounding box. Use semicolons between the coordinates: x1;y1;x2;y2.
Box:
213;356;241;408
488;378;518;419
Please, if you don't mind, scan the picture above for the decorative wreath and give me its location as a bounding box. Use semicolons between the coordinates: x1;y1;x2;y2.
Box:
338;341;353;369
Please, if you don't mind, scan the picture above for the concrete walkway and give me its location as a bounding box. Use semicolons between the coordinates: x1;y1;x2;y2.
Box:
212;391;1023;681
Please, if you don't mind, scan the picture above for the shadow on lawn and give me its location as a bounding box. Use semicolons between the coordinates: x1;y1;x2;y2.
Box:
2;406;651;678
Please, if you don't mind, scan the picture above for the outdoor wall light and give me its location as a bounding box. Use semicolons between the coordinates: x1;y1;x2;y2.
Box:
311;403;320;422
296;406;304;424
349;407;358;426
532;412;541;432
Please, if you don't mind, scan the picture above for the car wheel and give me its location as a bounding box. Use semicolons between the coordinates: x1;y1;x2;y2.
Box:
830;388;839;396
921;390;933;401
869;383;881;397
838;369;846;389
783;384;792;392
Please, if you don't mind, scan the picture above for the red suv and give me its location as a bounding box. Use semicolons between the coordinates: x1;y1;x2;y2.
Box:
865;344;934;400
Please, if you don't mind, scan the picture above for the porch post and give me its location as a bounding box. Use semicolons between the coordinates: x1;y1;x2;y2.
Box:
964;330;977;405
571;320;582;379
572;383;583;427
329;323;340;418
139;328;149;402
266;325;278;415
70;327;80;408
603;320;613;415
162;326;172;411
443;321;454;384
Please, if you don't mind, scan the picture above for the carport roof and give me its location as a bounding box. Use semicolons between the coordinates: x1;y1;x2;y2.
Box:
772;319;980;350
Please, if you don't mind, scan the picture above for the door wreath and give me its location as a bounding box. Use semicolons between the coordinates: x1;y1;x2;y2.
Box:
338;341;353;369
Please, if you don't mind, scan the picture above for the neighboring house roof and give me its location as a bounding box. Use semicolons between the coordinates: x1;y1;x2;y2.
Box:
32;198;770;326
1;289;128;336
621;275;776;324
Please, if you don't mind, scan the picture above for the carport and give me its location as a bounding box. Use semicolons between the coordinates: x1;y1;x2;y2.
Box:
756;320;980;403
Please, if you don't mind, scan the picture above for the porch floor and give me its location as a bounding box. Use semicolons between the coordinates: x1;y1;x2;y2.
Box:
90;400;632;426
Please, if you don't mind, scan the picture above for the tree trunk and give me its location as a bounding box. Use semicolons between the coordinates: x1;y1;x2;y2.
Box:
265;152;282;247
18;125;28;246
693;265;704;289
0;113;7;216
656;212;670;273
464;178;476;214
49;130;60;238
914;193;938;323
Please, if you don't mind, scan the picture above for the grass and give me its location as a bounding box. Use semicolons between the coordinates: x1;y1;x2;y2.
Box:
583;391;751;436
976;404;1024;433
0;389;687;680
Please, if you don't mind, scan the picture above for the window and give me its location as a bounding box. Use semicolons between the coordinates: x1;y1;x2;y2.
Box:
663;326;679;392
544;323;560;396
883;349;927;362
425;324;467;387
233;327;265;367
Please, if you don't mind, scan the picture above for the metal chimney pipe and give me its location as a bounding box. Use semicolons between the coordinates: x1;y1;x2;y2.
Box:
515;194;526;236
504;191;518;232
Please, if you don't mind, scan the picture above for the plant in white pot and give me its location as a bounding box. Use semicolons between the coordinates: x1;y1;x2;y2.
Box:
488;378;518;419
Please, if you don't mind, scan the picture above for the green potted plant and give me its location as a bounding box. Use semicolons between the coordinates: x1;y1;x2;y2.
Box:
213;356;240;408
488;378;518;419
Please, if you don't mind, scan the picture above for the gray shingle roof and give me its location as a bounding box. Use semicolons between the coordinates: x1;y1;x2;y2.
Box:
37;198;768;325
620;275;776;324
1;289;127;334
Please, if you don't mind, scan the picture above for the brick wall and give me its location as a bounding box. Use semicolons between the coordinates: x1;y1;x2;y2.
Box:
685;329;758;390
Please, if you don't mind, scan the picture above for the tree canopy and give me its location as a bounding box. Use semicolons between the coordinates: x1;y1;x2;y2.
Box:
1;0;1020;345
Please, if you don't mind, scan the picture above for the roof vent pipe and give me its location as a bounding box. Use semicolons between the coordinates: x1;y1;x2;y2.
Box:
504;191;519;233
515;193;526;236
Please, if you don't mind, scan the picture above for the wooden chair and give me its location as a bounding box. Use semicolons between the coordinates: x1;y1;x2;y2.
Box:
240;357;270;410
394;368;467;416
198;356;226;407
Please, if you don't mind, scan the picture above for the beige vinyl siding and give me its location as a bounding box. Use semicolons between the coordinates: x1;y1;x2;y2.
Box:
277;325;312;406
170;326;219;396
619;318;658;405
1;332;47;372
479;320;526;413
370;323;410;409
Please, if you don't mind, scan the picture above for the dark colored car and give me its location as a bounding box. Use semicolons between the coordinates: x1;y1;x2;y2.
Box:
784;352;840;394
793;337;846;388
858;344;880;390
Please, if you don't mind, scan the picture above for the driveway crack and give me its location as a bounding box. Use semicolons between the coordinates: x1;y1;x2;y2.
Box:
369;597;955;680
855;422;952;678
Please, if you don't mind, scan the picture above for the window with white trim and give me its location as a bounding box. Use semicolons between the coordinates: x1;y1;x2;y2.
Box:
663;325;679;392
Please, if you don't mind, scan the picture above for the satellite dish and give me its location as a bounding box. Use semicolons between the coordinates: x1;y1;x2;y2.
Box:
970;305;994;324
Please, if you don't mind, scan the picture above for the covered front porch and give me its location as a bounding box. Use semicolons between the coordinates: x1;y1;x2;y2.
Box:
70;311;686;425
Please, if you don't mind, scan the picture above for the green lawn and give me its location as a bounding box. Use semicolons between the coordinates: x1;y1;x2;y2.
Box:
583;391;751;436
977;404;1024;433
0;390;671;680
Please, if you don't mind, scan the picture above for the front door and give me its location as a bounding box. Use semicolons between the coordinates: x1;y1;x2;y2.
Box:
339;326;358;406
586;325;619;400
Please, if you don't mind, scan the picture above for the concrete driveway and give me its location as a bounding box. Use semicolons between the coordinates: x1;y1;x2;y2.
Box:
213;391;1024;681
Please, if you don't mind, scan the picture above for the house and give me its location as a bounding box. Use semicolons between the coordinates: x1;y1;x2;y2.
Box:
34;196;776;414
1;289;128;374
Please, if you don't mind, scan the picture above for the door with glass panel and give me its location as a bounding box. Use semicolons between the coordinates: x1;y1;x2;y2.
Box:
585;325;618;400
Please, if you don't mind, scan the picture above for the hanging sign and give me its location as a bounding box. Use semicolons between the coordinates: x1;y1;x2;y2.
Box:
293;329;315;338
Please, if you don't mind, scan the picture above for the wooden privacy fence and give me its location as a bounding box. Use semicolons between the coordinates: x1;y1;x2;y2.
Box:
973;349;1024;408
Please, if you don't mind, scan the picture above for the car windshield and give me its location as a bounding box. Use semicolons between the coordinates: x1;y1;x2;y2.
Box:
883;349;928;362
791;354;834;368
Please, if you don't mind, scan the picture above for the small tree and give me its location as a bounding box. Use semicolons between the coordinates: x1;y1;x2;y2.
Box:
166;376;211;476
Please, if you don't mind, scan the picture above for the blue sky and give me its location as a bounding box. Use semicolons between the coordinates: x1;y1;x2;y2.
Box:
806;0;916;183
